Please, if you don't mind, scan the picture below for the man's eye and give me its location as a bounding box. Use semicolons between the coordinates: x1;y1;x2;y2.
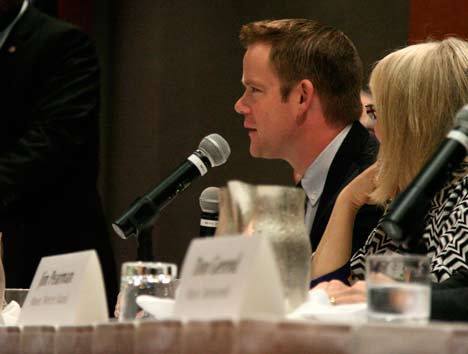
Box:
250;87;261;93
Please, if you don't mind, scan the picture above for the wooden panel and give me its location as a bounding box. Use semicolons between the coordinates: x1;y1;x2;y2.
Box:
409;0;468;43
57;0;93;33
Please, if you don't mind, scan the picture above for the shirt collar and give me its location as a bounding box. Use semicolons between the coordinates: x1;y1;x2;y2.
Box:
0;0;28;50
301;124;352;206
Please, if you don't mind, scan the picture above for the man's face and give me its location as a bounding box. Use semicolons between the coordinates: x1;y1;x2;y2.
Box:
234;42;299;160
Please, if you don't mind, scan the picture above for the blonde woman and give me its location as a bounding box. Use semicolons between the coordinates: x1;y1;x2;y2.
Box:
310;38;468;319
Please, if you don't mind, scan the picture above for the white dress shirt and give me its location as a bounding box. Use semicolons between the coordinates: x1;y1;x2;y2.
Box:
301;124;352;238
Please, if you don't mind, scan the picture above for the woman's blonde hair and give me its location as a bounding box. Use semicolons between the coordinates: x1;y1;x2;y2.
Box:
369;37;468;204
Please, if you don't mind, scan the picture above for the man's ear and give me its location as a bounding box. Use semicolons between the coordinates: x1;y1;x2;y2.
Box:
295;80;314;123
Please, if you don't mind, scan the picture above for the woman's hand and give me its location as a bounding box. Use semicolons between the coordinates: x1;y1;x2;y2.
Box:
114;292;122;318
314;280;367;305
339;162;379;212
310;163;379;279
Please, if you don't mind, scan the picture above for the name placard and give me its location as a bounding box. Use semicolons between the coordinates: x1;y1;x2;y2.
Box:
18;250;108;325
174;235;285;320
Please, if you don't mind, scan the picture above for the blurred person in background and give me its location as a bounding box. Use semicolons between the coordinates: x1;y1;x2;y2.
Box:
0;0;117;311
359;89;376;133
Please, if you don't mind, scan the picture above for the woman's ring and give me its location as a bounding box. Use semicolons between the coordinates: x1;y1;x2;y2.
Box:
329;296;336;305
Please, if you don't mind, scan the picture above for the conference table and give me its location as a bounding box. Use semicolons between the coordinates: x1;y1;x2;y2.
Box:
1;318;468;354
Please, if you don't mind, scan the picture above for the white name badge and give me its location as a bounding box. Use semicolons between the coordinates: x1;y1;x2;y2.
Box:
18;250;108;326
174;235;285;320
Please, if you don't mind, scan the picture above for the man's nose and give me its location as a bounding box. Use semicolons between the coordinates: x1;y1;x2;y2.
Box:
234;95;250;115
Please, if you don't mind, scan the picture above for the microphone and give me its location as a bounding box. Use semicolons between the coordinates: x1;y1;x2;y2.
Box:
113;134;231;240
199;187;220;237
381;105;468;244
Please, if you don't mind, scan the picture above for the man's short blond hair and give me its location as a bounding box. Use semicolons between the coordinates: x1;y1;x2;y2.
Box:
239;19;363;127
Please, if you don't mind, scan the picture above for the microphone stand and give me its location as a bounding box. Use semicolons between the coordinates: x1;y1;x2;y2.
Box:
134;204;160;261
113;196;160;261
136;225;155;261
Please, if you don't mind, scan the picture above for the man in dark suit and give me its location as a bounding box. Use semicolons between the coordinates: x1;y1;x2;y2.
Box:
234;19;381;258
310;121;379;254
0;0;117;309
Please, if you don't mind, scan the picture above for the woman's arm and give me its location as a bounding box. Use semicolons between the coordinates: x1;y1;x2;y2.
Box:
310;163;379;279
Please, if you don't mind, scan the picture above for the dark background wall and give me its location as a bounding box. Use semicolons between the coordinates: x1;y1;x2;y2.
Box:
38;0;466;279
100;0;410;273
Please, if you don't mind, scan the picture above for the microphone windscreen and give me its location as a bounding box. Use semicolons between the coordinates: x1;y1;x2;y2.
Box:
456;105;468;127
199;134;231;167
199;186;220;213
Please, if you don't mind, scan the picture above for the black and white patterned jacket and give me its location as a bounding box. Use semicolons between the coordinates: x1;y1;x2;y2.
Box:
351;162;468;283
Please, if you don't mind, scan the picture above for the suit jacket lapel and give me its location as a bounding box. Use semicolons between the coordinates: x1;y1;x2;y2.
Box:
310;122;372;249
1;7;38;56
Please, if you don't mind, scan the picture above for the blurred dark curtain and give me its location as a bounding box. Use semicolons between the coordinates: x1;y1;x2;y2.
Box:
29;0;57;17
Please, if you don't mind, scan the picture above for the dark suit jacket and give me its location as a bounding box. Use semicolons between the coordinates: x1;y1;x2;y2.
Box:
309;121;382;254
0;6;117;308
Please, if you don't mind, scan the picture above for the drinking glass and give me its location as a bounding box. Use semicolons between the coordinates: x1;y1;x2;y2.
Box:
366;254;431;324
4;288;29;306
118;262;177;321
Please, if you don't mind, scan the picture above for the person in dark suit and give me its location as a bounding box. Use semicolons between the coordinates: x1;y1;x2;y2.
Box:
310;120;379;255
0;0;117;310
234;19;382;259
